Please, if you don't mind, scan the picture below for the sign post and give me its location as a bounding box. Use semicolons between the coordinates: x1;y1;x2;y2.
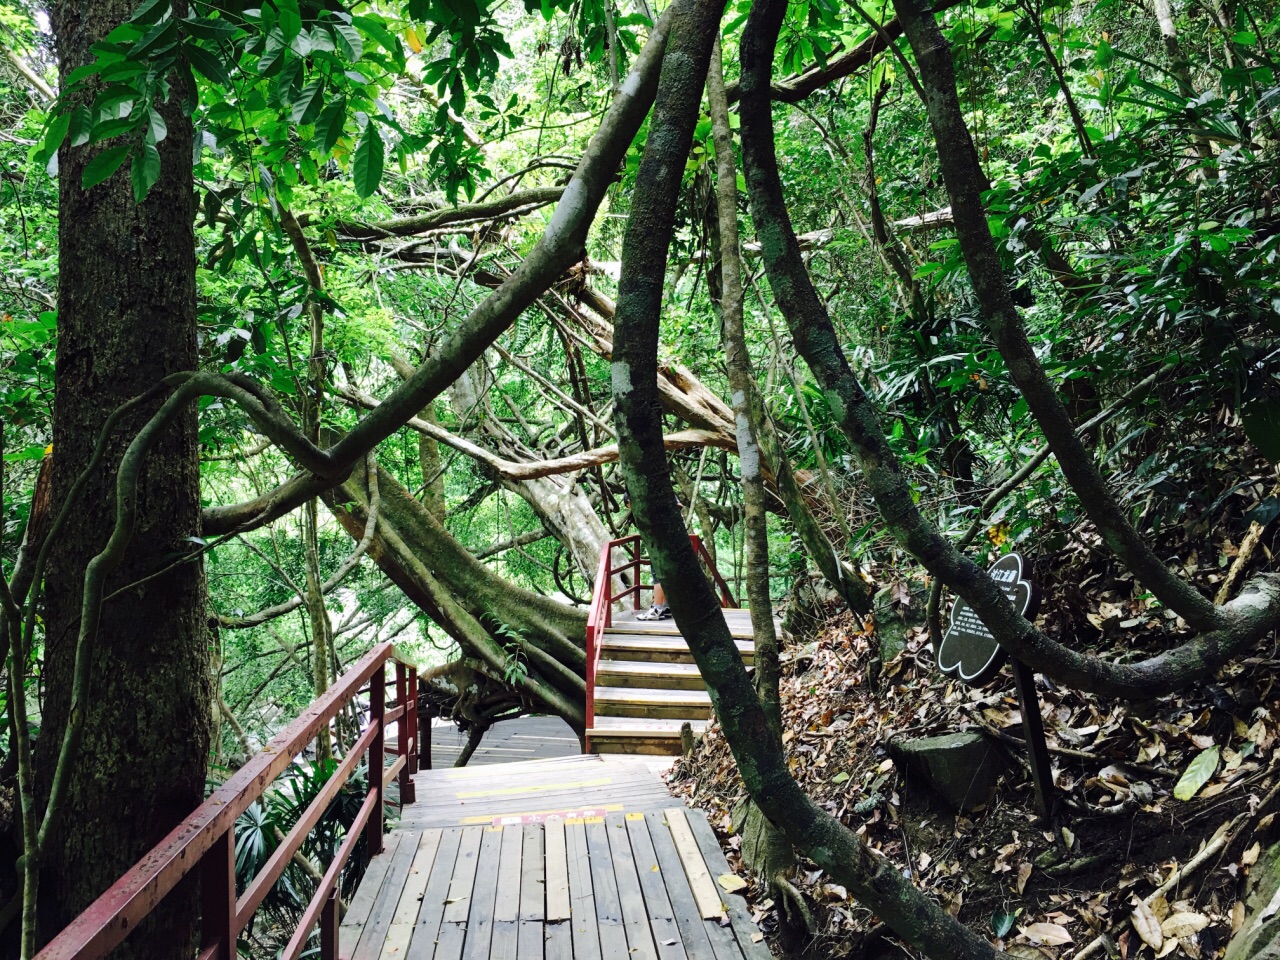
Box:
936;553;1056;817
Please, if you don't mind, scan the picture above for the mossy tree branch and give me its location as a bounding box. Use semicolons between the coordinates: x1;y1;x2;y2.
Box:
610;3;1006;956
738;0;1280;699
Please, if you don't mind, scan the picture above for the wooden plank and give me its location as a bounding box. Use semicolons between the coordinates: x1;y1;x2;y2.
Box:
625;814;688;960
606;814;659;960
644;813;738;960
543;820;571;922
434;756;600;781
516;822;546;960
585;820;628;960
341;831;404;957
494;824;524;922
543;921;572;960
493;819;521;960
584;821;621;923
490;921;519;960
684;812;772;960
382;829;443;960
443;826;484;923
519;825;545;922
517;919;543;960
433;922;468;960
565;822;602;960
460;827;504;960
353;831;421;960
406;827;464;960
662;808;724;921
456;777;614;799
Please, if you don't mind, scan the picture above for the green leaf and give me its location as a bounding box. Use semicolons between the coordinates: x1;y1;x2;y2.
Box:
182;17;239;41
290;76;324;124
276;0;302;44
82;145;133;189
147;107;168;143
331;22;363;60
68;105;94;147
1243;398;1280;464
314;96;347;154
129;0;172;25
131;141;161;201
40;111;71;163
992;909;1017;938
351;16;396;56
90;116;142;143
186;43;231;85
1173;745;1219;801
129;19;178;58
831;771;849;784
352;120;384;198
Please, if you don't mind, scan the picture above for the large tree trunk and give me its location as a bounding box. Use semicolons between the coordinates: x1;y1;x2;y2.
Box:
36;0;211;953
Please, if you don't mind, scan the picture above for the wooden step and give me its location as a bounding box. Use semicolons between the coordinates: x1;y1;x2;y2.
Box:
593;686;712;720
595;660;707;690
599;633;755;664
587;717;710;756
606;610;771;640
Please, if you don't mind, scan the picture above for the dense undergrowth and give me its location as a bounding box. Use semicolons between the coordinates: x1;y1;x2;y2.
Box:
672;413;1280;959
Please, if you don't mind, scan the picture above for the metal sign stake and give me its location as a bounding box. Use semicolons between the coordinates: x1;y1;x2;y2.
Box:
1011;658;1055;818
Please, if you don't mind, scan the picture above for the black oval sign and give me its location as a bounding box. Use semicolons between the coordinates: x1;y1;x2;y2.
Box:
937;553;1039;685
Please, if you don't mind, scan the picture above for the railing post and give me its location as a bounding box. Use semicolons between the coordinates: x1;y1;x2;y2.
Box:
396;661;416;805
407;667;419;777
367;665;386;857
421;704;433;771
200;827;236;960
320;889;340;960
632;541;642;610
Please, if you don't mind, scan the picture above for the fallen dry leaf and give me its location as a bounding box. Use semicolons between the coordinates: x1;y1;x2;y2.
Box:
1016;862;1032;895
1160;912;1210;938
717;873;747;893
1020;922;1073;946
1131;899;1163;951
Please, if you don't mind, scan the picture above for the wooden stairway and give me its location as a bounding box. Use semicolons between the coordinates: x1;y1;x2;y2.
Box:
585;536;773;755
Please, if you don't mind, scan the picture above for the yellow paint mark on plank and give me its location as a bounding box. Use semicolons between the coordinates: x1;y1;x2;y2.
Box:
456;777;612;799
459;803;624;825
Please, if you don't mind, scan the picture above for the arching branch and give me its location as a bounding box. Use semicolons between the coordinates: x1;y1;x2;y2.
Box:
202;8;676;537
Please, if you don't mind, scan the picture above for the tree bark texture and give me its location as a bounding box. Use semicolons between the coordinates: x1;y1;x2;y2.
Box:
707;39;783;739
37;0;211;953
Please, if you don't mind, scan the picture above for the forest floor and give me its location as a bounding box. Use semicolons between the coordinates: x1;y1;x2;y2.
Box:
667;559;1280;960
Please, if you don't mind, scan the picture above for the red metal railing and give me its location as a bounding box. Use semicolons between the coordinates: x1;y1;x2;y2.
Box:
37;642;419;960
584;534;736;742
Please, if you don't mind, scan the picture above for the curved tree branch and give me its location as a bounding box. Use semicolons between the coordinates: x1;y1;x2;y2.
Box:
609;2;1005;956
891;0;1219;631
738;0;1280;699
202;9;676;536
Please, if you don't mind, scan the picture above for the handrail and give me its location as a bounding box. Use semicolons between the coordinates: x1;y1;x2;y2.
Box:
584;532;737;749
37;643;420;960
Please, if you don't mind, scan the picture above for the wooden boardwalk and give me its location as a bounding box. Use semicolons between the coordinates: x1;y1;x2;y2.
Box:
339;755;771;960
426;716;580;768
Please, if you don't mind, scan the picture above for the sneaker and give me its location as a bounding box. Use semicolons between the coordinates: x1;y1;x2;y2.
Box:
637;604;673;621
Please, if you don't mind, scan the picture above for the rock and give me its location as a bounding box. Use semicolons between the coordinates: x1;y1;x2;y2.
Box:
1225;841;1280;960
889;732;1007;812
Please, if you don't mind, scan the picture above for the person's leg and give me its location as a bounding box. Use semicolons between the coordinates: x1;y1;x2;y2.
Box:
638;582;673;620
